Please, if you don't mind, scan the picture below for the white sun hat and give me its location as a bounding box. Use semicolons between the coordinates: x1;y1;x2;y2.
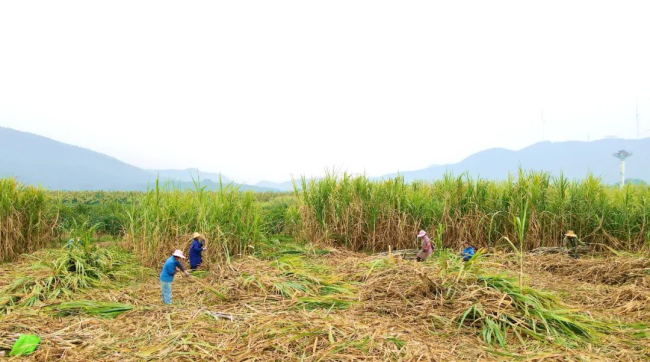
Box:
417;230;427;238
172;250;186;259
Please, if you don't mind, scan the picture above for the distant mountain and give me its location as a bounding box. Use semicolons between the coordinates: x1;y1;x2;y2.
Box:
148;169;231;184
0;126;154;190
255;180;296;192
380;138;650;184
4;126;648;191
0;127;279;192
158;179;280;193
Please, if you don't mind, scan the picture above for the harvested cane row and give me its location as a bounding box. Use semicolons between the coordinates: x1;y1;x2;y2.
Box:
516;253;650;323
527;254;649;285
0;243;648;361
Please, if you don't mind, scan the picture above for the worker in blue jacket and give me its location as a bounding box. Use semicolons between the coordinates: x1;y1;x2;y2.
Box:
160;250;189;304
189;232;206;270
461;241;476;262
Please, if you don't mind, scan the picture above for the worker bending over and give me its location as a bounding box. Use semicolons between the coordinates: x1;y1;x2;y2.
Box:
160;250;190;304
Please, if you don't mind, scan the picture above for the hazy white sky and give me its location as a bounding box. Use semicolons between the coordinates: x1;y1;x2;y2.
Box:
1;1;650;183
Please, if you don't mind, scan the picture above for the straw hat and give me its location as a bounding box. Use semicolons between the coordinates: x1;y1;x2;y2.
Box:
565;230;577;238
172;250;186;259
417;230;427;238
191;232;202;239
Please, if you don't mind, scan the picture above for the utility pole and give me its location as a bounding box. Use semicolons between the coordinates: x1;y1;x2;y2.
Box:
612;150;633;188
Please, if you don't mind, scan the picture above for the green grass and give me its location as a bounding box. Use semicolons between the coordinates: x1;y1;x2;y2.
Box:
297;296;354;310
456;274;603;347
0;245;139;312
48;300;134;318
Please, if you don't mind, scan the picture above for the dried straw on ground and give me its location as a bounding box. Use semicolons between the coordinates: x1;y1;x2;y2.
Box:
516;253;650;323
0;246;648;361
526;255;649;285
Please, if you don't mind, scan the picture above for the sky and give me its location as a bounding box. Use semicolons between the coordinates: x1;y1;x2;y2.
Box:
1;1;650;184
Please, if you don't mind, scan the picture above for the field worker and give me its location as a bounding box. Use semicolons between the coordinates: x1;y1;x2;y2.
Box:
461;241;475;262
189;232;206;270
66;237;81;249
416;230;433;262
562;230;583;259
160;250;190;304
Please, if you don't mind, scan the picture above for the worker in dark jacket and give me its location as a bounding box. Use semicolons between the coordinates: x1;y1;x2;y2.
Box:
189;232;206;270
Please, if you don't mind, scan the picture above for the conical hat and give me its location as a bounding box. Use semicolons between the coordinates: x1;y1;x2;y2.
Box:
172;250;186;259
565;230;577;238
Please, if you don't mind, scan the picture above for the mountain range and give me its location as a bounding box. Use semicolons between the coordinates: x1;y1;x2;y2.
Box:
380;138;649;185
1;126;648;191
0;127;276;192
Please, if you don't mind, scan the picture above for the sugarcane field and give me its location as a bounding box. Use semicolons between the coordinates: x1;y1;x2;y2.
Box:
0;173;648;361
5;1;650;360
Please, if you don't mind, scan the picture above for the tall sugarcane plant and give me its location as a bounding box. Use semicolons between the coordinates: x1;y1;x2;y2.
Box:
122;178;264;267
298;170;650;252
0;178;57;262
